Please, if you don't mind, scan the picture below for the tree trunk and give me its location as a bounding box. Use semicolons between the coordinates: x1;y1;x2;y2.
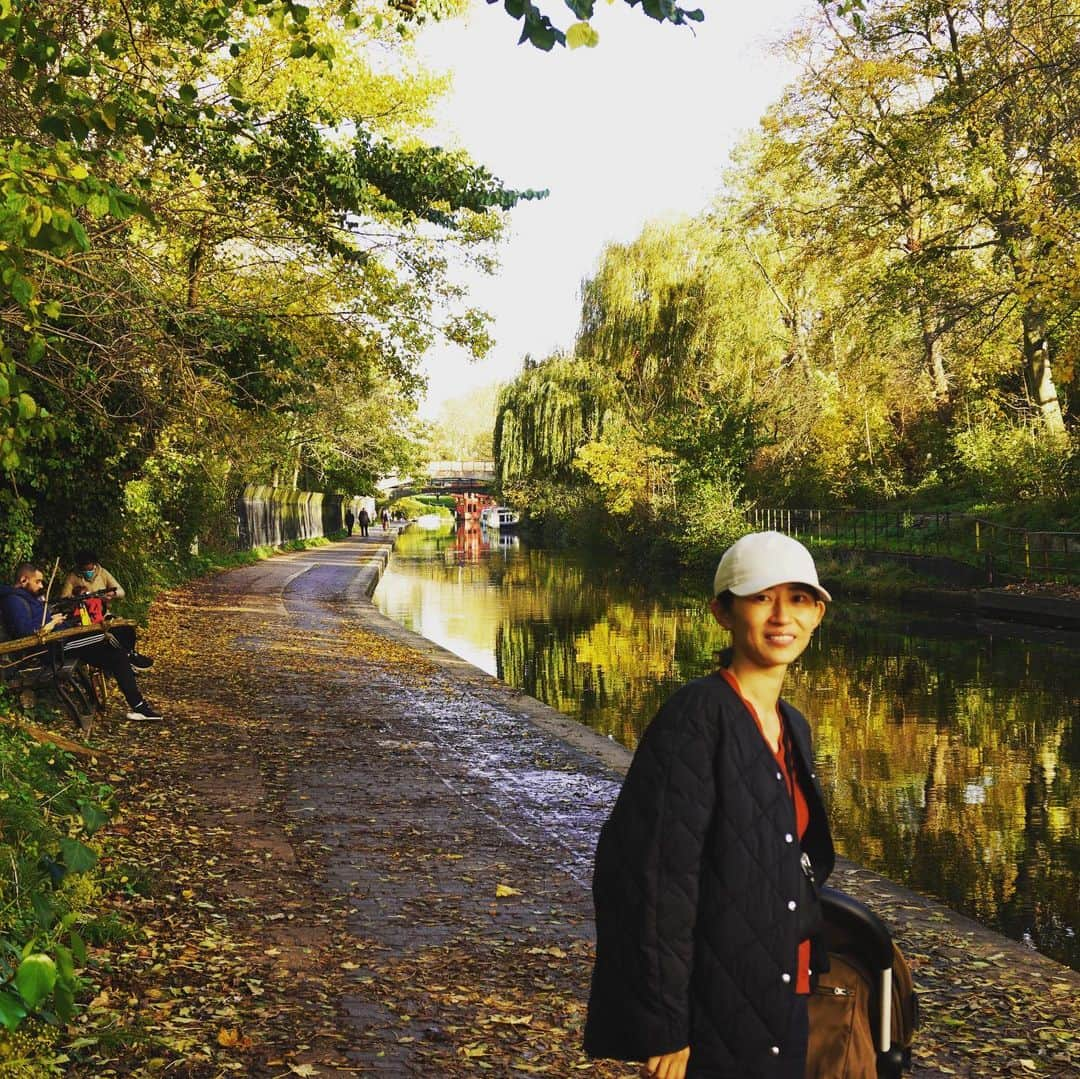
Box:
1021;310;1067;438
186;215;210;309
921;315;950;411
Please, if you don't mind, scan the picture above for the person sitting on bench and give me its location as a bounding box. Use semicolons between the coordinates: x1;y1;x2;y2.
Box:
0;563;162;721
59;549;152;669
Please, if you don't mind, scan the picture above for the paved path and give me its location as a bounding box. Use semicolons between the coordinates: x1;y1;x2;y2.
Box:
86;533;1078;1077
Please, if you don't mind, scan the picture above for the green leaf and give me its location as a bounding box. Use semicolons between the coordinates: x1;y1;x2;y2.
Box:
39;115;68;140
54;945;74;985
79;799;109;836
59;837;97;874
178;83;197;103
53;981;74;1022
566;21;599;48
62;55;92;77
17;393;36;421
0;991;27;1031
14;954;56;1010
95;30;119;57
30;890;56;929
26;334;45;362
69;932;87;967
136;117;157;144
9;274;32;307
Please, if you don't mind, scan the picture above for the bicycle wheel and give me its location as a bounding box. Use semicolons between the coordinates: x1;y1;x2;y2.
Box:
74;663;107;711
54;681;93;735
68;668;98;719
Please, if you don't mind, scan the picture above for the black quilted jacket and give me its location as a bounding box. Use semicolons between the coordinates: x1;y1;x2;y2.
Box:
584;673;834;1078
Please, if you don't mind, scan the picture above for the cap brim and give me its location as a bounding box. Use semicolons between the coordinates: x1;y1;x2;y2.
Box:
729;577;832;603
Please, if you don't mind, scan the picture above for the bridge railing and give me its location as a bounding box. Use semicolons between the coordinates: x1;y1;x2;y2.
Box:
425;460;495;480
745;507;1080;585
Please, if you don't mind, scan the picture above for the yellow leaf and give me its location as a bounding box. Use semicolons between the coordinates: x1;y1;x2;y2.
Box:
495;883;521;898
217;1028;240;1047
288;1066;320;1077
566;21;599;49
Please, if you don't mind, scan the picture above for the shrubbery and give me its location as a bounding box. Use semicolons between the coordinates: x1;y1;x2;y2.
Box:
0;699;114;1069
952;420;1076;504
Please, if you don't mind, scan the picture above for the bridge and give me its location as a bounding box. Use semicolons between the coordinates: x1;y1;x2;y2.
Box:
376;460;495;496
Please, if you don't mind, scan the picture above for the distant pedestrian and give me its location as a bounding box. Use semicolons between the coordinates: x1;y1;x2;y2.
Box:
357;508;370;537
380;508;389;532
344;508;356;537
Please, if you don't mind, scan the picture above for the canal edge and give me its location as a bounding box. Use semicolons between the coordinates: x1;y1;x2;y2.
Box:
338;531;1080;997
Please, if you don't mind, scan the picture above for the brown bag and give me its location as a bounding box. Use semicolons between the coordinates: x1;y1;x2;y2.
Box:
806;942;917;1078
806;953;877;1078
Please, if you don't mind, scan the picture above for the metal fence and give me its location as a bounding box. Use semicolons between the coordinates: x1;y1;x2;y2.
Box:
745;507;1080;585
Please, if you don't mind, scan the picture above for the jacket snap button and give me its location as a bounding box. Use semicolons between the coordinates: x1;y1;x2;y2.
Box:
784;833;794;843
776;771;783;781
788;900;797;911
770;1046;780;1056
781;972;791;983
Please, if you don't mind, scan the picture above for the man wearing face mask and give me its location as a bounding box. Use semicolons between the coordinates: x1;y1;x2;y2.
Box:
59;549;153;670
1;563;162;721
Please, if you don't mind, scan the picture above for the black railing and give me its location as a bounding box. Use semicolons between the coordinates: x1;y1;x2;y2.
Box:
745;508;1080;585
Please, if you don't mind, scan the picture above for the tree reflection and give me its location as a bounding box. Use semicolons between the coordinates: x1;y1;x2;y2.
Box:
377;533;1079;969
489;568;1079;970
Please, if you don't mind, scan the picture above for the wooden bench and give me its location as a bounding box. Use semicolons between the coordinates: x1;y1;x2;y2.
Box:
0;623;114;734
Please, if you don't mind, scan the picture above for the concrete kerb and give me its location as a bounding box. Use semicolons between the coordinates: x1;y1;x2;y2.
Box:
333;530;1080;993
341;530;634;776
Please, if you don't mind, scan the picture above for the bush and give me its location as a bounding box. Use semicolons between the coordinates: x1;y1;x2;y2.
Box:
0;494;36;576
389;496;453;519
0;707;113;1048
675;479;748;569
952;419;1075;503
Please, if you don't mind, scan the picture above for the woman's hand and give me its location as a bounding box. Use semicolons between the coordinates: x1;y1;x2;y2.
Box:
641;1046;690;1079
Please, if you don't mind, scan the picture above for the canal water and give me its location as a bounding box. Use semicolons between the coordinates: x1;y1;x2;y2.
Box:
374;522;1080;971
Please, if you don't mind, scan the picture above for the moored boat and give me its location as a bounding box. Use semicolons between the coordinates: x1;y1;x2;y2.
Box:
479;506;520;531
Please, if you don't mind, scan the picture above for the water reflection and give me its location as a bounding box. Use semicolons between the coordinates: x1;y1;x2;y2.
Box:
374;525;1080;970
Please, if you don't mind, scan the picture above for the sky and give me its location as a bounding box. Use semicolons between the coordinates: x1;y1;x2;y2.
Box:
414;0;811;419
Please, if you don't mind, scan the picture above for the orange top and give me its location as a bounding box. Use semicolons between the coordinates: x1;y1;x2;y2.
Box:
718;669;812;994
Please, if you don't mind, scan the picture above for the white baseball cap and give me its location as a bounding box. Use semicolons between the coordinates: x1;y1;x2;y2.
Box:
713;531;832;602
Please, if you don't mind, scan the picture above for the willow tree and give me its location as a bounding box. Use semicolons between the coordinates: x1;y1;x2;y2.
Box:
494;354;613;485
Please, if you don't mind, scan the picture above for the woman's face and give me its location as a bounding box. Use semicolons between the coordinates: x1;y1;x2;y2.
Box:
710;583;825;671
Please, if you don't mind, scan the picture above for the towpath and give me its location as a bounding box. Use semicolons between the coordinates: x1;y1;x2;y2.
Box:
73;534;1078;1077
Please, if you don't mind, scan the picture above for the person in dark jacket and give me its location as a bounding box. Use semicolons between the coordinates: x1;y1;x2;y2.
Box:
585;531;835;1079
357;508;370;537
0;563;162;721
344;509;356;536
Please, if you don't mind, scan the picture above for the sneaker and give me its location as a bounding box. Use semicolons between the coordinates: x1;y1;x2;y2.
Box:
126;701;163;721
129;652;154;670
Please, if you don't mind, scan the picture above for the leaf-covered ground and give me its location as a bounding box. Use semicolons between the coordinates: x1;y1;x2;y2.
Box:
60;538;1078;1076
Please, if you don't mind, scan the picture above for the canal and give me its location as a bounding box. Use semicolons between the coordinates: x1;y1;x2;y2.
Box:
374;522;1080;971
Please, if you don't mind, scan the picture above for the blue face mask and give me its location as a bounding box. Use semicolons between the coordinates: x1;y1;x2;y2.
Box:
81;568;96;580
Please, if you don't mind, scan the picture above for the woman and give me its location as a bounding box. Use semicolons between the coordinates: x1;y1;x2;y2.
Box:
584;531;835;1079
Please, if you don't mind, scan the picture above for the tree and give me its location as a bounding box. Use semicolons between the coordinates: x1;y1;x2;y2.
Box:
486;0;704;52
